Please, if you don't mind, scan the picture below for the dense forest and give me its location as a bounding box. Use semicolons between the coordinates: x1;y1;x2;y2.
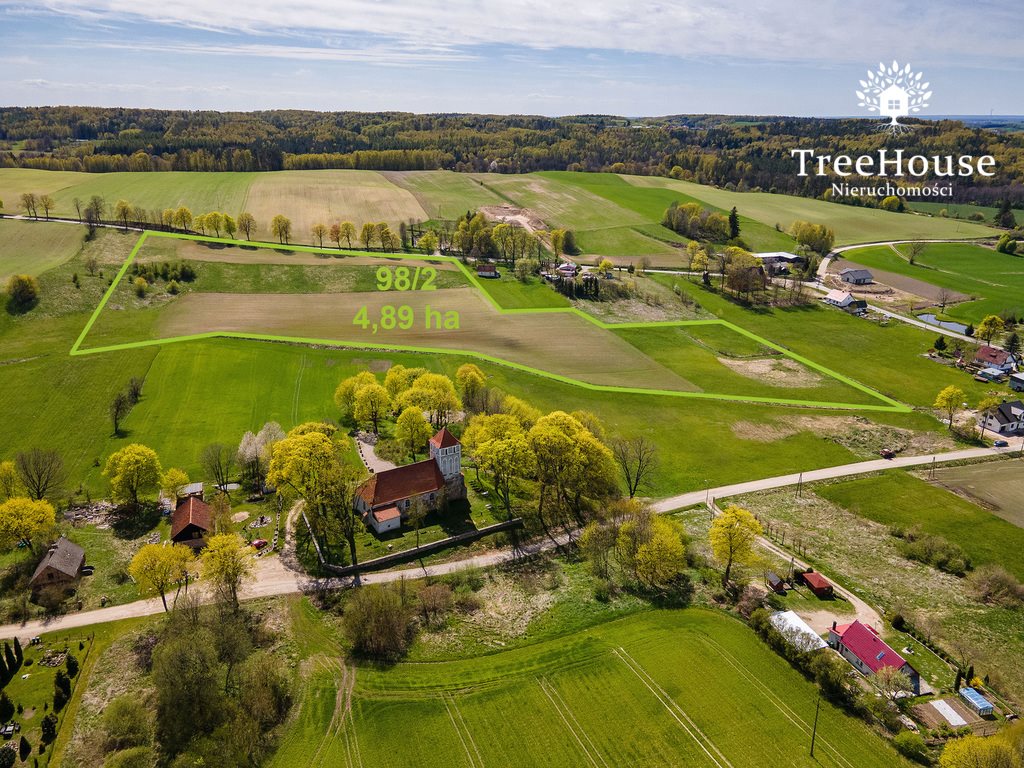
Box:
1;107;1022;205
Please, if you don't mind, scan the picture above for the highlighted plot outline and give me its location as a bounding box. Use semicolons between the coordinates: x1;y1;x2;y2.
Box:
71;231;909;413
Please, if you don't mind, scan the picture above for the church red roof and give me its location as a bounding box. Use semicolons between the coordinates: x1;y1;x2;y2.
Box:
429;427;460;449
358;459;446;508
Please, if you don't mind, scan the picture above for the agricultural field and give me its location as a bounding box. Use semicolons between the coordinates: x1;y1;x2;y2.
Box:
835;242;1024;323
906;201;1005;221
627;175;1000;244
647;272;1002;408
0;218;88;282
931;462;1024;528
272;606;906;768
385;170;504;219
471;267;572;309
816;470;1024;580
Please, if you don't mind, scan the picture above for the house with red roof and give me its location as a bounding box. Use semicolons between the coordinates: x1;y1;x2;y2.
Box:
355;427;466;534
171;496;213;548
974;345;1019;373
828;620;921;694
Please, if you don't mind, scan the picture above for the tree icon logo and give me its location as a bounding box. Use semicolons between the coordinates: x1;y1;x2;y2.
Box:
856;61;931;134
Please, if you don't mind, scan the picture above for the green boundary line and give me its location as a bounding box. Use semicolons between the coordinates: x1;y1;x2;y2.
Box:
70;231;910;413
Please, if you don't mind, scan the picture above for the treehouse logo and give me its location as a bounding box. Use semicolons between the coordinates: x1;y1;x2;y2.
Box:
789;60;996;200
856;61;931;135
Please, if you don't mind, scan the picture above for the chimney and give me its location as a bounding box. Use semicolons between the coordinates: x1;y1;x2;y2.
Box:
831;620;837;631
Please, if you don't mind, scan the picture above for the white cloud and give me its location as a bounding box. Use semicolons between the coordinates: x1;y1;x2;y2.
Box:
14;0;1024;64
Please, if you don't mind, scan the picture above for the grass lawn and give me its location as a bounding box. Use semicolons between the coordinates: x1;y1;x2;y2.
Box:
272;607;907;768
626;175;999;244
838;242;1024;323
816;470;1024;580
906;201;1003;221
544;170;797;255
647;272;1000;408
0;218;87;282
472;268;570;309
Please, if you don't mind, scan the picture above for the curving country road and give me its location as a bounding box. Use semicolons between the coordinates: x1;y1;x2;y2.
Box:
2;440;1017;643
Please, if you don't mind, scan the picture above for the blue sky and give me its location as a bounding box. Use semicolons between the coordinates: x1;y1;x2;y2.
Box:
1;1;1022;116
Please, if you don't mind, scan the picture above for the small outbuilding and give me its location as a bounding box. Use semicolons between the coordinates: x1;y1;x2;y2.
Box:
1010;373;1024;392
30;537;85;589
476;263;499;279
839;268;873;285
171;496;213;548
765;571;786;594
800;570;834;598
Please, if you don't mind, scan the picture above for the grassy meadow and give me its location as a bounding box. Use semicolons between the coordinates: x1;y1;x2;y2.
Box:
0;218;89;282
837;242;1024;323
271;606;907;768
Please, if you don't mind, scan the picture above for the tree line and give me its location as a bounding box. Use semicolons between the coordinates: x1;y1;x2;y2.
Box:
3;107;1022;208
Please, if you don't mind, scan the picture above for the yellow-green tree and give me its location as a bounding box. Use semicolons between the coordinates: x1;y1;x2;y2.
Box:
501;395;541;428
104;444;162;511
353;383;391;434
383;364;425;400
597;259;614;276
550;229;566;258
0;461;22;501
223;214;237;239
312;222;328;248
333;371;378;419
418;231;439;255
237;211;256;240
160;468;190;501
173;206;193;231
201;534;252;609
360;222;376;250
709;505;762;586
934;385;966;430
271;214;292;244
635;516;688;589
129;543;195;612
0;497;56;553
394;373;461;428
114;199;132;229
455;363;486;411
976;314;1006;344
395;406;433;459
339;221;356;248
939;732;1018;768
463;414;535;515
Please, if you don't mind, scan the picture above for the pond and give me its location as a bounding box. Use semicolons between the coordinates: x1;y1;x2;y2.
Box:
917;313;969;335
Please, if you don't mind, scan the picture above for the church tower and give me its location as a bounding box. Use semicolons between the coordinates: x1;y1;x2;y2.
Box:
429;427;461;480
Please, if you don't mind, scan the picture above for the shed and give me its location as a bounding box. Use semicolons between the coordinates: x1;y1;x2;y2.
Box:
476;263;499;279
959;687;994;716
1010;373;1024;392
978;367;1007;383
801;570;834;598
765;571;785;594
178;482;204;499
30;537;85;589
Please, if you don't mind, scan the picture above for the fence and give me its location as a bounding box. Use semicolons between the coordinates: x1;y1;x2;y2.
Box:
301;511;523;576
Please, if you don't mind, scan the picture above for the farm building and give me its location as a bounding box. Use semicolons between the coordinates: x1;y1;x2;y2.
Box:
977;367;1007;383
845;299;868;314
769;611;828;652
476;263;499;279
823;290;854;309
959;687;994;716
974;345;1019;373
977;400;1024;435
30;536;85;589
1010;373;1024;392
556;262;579;277
765;571;785;594
178;481;204;499
800;570;834;598
356;427;467;535
828;620;921;694
753;252;804;274
839;268;873;285
171;496;213;548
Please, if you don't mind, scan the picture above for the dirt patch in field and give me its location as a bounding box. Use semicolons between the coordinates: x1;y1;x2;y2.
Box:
351;358;393;373
717;356;823;388
830;257;972;308
729;415;954;456
478;205;547;235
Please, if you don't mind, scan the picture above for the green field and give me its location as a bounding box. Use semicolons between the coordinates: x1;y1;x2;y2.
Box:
386;170;504;219
464;268;571;309
932;462;1024;528
0;218;87;282
270;607;906;768
836;242;1024;323
906;201;1004;220
817;470;1024;580
627;175;1000;245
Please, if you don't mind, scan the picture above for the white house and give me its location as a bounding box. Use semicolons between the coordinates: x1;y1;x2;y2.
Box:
823;289;854;308
978;400;1024;435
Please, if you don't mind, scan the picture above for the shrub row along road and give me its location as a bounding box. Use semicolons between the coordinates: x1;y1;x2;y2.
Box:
0;442;1014;643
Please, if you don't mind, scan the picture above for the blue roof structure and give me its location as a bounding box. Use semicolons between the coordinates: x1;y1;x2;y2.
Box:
959;687;994;715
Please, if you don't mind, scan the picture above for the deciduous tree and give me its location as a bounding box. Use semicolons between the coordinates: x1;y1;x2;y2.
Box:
160;467;190;500
129;543;195;612
976;314;1005;344
934;385;966;430
104;444;162;511
14;448;65;501
6;274;39;311
201;533;252;609
612;437;658;498
236;211;256;240
395;407;433;459
110;390;131;435
353;383;390;434
201;443;235;493
0;497;56;553
270;214;292;244
709;505;762;586
312;222;328;248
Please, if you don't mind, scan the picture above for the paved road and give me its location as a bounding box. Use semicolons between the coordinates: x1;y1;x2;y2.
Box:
4;441;1017;643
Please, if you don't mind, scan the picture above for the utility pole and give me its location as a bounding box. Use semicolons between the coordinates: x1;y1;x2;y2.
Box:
930;456;936;480
796;471;803;498
810;692;821;757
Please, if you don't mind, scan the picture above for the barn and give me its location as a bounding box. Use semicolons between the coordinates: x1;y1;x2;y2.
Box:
30;537;85;590
800;570;833;598
171;496;213;548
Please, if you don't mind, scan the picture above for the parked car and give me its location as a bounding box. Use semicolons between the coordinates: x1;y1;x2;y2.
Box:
81;565;95;576
879;448;896;459
994;439;1009;448
252;539;269;550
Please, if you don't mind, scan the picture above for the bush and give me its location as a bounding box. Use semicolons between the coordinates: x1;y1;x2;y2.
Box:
343;585;413;661
40;713;58;744
5;274;39;312
19;735;30;761
968;564;1024;607
893;730;930;764
103;696;153;751
133;277;148;298
103;746;156;768
65;653;79;678
0;746;14;768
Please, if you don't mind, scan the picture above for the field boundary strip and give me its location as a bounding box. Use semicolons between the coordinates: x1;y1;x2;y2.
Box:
69;231;910;413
